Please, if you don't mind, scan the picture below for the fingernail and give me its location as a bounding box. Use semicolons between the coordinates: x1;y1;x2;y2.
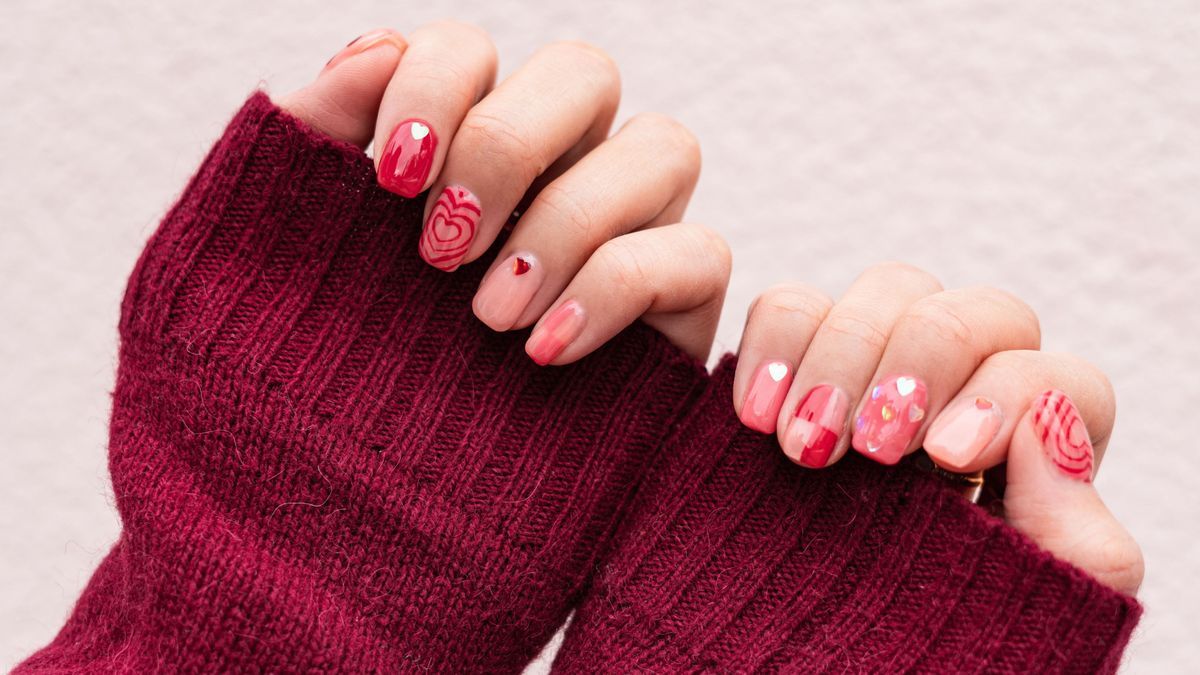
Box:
378;119;436;198
474;253;543;329
527;301;585;366
420;185;480;271
924;396;1004;468
785;384;850;467
322;29;404;73
741;361;792;433
852;375;927;465
1032;389;1094;482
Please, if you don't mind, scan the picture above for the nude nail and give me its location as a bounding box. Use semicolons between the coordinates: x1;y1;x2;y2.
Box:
741;361;792;433
526;301;585;365
924;396;1004;468
474;253;543;330
322;29;405;73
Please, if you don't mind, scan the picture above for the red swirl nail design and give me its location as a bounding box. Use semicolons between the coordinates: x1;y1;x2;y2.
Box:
1032;389;1094;481
420;186;480;271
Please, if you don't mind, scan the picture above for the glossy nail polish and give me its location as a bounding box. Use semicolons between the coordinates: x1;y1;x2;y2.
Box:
786;385;850;467
741;361;792;433
420;185;480;271
527;301;585;365
924;396;1003;468
851;375;927;465
322;29;405;73
1032;389;1094;482
474;253;543;329
378;119;436;198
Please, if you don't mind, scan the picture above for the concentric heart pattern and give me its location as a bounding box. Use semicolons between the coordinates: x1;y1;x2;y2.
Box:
1032;389;1094;482
420;186;481;271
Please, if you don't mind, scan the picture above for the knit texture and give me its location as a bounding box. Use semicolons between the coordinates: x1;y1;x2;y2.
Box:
553;357;1142;674
15;92;706;673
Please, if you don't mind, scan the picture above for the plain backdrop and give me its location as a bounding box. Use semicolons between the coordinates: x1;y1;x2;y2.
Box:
2;1;1197;672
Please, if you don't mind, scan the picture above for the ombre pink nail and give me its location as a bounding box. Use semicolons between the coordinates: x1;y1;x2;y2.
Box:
741;361;792;433
851;375;927;465
322;29;405;73
526;301;585;366
474;253;543;330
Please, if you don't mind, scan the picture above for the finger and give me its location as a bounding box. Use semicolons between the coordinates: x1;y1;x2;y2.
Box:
374;21;498;198
523;224;730;365
419;41;621;271
732;284;833;434
779;263;943;468
924;351;1115;473
850;286;1041;465
1004;391;1144;595
471;112;701;331
276;29;407;147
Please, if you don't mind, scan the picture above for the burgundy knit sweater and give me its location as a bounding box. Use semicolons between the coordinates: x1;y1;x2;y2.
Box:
16;93;1140;674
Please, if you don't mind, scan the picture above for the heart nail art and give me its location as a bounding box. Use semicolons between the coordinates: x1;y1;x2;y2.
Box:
851;375;928;465
378;118;437;198
420;185;480;271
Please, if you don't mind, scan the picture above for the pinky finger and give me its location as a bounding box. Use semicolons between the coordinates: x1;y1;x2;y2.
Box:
523;223;731;366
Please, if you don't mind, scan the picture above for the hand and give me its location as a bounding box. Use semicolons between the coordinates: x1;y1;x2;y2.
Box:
278;23;728;365
732;263;1144;594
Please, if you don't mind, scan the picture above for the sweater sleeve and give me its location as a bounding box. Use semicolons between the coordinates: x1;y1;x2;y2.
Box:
553;356;1142;674
15;92;707;674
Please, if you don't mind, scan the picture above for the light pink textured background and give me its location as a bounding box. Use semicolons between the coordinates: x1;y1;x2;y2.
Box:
2;1;1196;671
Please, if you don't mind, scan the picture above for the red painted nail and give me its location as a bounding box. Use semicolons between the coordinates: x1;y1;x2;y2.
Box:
741;361;792;433
322;29;405;73
378;119;436;198
420;185;480;271
1032;390;1094;482
851;375;927;465
526;301;585;366
786;385;850;467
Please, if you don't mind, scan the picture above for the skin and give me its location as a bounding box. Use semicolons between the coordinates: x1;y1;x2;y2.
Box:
278;23;1141;597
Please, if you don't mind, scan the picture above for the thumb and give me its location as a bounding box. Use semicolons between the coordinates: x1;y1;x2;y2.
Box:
1003;390;1144;596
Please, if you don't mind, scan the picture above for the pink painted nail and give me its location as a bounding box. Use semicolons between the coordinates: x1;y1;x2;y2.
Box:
924;396;1004;468
474;253;543;330
785;385;850;467
378;119;436;198
1032;390;1094;482
420;185;480;271
741;361;792;433
526;301;585;365
851;375;927;465
322;29;405;73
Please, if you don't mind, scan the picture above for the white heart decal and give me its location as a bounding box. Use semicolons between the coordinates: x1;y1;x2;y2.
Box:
410;122;430;140
895;376;916;397
767;362;789;382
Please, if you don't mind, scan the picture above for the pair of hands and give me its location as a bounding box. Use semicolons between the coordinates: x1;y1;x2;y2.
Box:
277;21;1142;596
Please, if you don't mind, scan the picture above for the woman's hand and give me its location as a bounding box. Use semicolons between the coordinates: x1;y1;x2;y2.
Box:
733;264;1144;595
278;23;728;365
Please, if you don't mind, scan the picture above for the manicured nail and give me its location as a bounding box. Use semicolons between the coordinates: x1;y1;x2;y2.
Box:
322;29;405;73
526;301;585;365
852;375;927;465
378;119;436;198
1032;389;1094;482
420;185;480;271
786;385;850;467
474;253;543;329
741;361;792;433
924;396;1003;468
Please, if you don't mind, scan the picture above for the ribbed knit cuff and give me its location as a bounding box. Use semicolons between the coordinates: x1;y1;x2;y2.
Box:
18;92;707;674
555;356;1141;674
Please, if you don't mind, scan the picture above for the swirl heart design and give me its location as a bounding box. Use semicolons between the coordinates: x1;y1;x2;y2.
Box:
420;186;481;270
1032;390;1094;481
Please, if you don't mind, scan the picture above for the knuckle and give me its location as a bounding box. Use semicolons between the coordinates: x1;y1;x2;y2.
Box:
901;295;976;348
595;238;651;296
626;112;702;168
965;286;1042;347
533;183;596;241
544;40;620;85
458;111;541;172
820;310;890;352
753;283;833;326
862;261;943;293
